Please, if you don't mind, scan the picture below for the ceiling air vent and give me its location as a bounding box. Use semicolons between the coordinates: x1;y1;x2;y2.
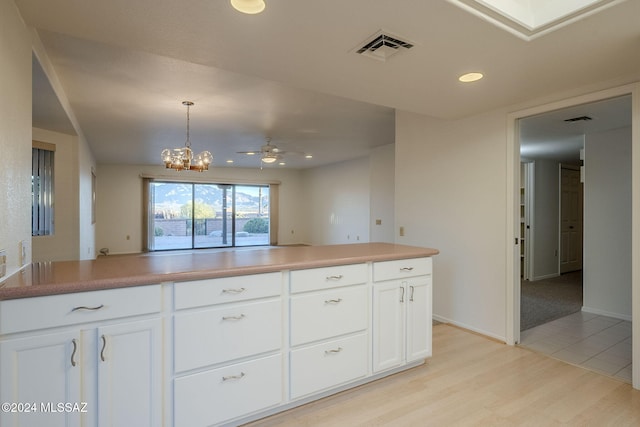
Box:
564;115;593;122
354;30;414;62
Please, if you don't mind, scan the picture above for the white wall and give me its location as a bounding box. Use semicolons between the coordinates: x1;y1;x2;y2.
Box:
96;164;307;254
302;157;371;246
395;109;508;340
370;144;395;243
532;159;560;280
31;128;80;261
0;0;32;277
78;134;96;260
97;150;394;253
583;126;632;319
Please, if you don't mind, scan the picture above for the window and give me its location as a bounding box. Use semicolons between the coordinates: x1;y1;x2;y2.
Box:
146;181;271;251
32;142;55;236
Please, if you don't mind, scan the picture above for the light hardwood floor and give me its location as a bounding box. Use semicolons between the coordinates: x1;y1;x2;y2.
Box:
245;324;640;426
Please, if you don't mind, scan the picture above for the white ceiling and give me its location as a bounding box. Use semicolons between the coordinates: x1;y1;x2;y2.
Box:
19;0;640;169
520;94;632;163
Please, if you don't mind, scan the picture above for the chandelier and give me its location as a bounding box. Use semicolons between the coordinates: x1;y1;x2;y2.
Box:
161;101;213;172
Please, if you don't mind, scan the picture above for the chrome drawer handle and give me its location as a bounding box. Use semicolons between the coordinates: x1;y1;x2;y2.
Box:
70;339;78;367
222;288;246;294
400;267;414;272
222;372;245;381
324;347;343;355
222;314;246;321
324;298;342;304
325;275;343;281
71;304;104;312
100;335;107;362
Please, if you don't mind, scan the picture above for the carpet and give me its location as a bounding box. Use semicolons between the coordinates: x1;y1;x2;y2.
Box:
520;271;583;331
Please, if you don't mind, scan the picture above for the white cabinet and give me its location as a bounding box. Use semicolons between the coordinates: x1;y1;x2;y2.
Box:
290;285;367;347
0;252;435;426
0;330;82;427
0;285;163;427
290;333;367;399
372;258;432;373
174;299;281;373
289;264;369;399
96;318;163;427
172;273;283;427
174;354;282;427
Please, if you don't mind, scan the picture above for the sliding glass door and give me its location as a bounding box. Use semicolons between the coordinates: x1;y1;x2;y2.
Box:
148;182;270;251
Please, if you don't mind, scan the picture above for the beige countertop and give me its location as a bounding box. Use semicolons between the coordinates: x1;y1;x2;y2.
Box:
0;243;438;300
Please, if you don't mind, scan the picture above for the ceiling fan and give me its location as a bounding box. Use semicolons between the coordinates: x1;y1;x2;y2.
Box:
237;138;287;164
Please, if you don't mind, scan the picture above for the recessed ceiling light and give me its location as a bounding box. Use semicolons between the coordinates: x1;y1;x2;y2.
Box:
279;162;286;166
230;0;265;14
246;152;256;156
305;154;313;159
226;159;234;164
459;72;484;83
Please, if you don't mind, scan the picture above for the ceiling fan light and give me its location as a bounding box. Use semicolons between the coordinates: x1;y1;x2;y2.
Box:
261;155;277;163
231;0;265;14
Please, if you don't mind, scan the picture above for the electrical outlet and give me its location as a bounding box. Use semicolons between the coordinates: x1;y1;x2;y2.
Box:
18;240;27;267
399;226;405;237
0;249;6;278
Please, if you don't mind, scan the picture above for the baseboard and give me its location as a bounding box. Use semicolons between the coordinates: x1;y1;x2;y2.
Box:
581;306;632;322
529;273;560;281
432;314;506;343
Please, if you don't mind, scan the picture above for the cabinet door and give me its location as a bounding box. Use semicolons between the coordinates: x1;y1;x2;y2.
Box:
372;280;405;373
406;279;432;362
0;330;81;427
96;318;162;427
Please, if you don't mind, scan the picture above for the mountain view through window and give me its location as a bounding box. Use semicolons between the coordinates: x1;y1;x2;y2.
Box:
149;182;269;250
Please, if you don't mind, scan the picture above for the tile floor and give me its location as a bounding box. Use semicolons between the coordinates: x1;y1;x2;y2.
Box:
520;311;632;383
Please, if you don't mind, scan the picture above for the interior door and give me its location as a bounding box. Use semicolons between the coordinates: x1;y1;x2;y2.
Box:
560;166;583;273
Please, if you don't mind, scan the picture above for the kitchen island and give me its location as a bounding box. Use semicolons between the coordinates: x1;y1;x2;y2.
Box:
0;243;438;426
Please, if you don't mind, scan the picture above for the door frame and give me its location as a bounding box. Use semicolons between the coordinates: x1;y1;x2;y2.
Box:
505;82;640;390
522;161;534;281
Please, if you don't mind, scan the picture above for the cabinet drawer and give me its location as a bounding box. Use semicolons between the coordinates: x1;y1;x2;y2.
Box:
174;272;281;310
174;299;281;372
174;354;282;427
290;333;368;399
290;263;367;294
290;286;368;346
373;257;432;282
0;285;161;335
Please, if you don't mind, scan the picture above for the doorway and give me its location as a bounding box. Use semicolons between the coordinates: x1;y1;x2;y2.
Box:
506;85;638;389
